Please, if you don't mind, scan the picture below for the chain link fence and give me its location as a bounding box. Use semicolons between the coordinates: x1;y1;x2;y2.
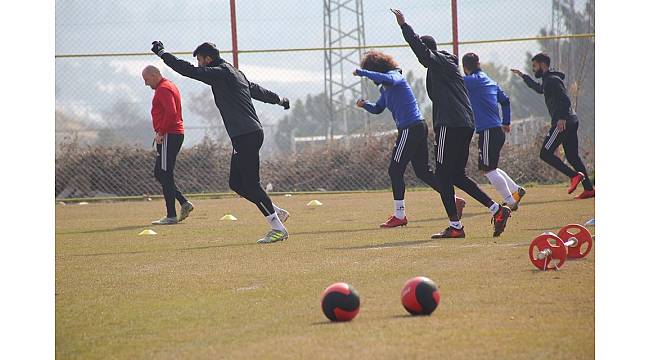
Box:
55;0;594;199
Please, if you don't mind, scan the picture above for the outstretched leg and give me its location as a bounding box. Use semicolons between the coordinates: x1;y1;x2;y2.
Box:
231;131;288;243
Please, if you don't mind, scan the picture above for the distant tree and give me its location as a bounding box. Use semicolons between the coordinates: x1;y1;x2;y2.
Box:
481;62;548;121
274;70;430;152
187;88;228;143
96;100;152;147
534;0;595;135
55;110;98;146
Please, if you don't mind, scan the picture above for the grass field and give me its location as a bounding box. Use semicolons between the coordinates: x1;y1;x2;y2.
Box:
55;185;595;359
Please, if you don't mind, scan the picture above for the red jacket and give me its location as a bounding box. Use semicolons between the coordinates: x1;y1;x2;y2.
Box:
151;78;184;134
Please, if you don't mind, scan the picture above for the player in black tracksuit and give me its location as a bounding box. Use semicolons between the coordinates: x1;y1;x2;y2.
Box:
391;9;511;238
511;53;594;199
151;41;292;244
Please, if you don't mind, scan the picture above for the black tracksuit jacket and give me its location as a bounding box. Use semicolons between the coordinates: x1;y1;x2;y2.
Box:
522;70;577;125
400;23;475;129
161;53;283;138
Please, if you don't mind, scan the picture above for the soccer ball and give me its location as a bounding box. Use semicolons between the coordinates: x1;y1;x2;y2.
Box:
321;282;360;321
401;276;440;315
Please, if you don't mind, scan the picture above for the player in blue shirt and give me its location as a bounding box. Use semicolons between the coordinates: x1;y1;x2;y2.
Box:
462;53;526;210
354;50;465;228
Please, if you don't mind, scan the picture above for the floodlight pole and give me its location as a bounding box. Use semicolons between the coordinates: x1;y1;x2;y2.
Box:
323;0;368;142
230;0;239;68
451;0;459;57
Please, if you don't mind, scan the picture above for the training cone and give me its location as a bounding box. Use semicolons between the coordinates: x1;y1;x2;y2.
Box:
220;214;238;221
138;229;157;236
307;200;323;207
584;218;595;226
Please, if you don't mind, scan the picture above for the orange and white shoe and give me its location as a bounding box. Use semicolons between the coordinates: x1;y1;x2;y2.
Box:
380;215;408;228
568;172;585;194
574;189;595;199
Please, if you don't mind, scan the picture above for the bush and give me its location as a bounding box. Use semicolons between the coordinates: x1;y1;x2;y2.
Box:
55;130;594;198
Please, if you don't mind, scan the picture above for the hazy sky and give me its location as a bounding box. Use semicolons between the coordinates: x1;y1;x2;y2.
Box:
55;0;588;143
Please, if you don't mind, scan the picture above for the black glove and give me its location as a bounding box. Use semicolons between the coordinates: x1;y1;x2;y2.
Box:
151;41;165;57
279;97;290;110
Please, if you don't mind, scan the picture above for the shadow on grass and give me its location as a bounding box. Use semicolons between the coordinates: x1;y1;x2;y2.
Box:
407;211;484;223
56;225;162;235
292;227;384;236
327;238;458;251
522;226;567;231
386;314;416;319
72;242;256;257
72;250;151;257
177;243;257;251
292;212;489;237
518;198;576;207
310;320;339;326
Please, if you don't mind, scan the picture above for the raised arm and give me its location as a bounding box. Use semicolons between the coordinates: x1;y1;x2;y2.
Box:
152;41;227;85
249;82;290;109
249;82;279;104
511;69;544;94
354;69;400;85
497;85;511;126
522;74;544;94
391;9;447;70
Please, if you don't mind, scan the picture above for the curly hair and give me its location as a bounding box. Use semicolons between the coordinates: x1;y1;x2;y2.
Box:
360;50;399;73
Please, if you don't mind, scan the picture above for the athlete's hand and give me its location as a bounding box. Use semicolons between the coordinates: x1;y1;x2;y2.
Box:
155;133;164;144
151;41;165;57
352;69;360;76
556;119;566;132
390;9;406;26
502;125;511;133
279;97;290;110
356;99;366;108
510;69;523;78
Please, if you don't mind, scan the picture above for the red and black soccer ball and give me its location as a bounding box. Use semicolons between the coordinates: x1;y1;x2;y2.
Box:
401;276;441;316
321;282;360;322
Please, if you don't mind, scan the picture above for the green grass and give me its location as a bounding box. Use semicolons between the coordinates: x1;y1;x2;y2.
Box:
56;185;594;359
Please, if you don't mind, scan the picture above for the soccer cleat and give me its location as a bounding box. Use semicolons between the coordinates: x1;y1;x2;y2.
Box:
275;208;290;223
568;172;585;194
574;189;595;199
431;226;465;239
178;201;194;222
380;215;408;228
256;229;289;244
491;205;511;237
455;197;466;219
151;216;178;225
508;187;526;211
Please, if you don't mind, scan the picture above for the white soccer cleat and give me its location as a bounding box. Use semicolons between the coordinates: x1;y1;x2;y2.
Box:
275;208;290;223
178;201;194;222
151;216;178;225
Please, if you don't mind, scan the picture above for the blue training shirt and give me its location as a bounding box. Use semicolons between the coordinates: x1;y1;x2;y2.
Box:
356;69;423;130
463;70;511;133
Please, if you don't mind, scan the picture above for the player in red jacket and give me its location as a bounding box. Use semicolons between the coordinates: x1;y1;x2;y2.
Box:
142;65;194;224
